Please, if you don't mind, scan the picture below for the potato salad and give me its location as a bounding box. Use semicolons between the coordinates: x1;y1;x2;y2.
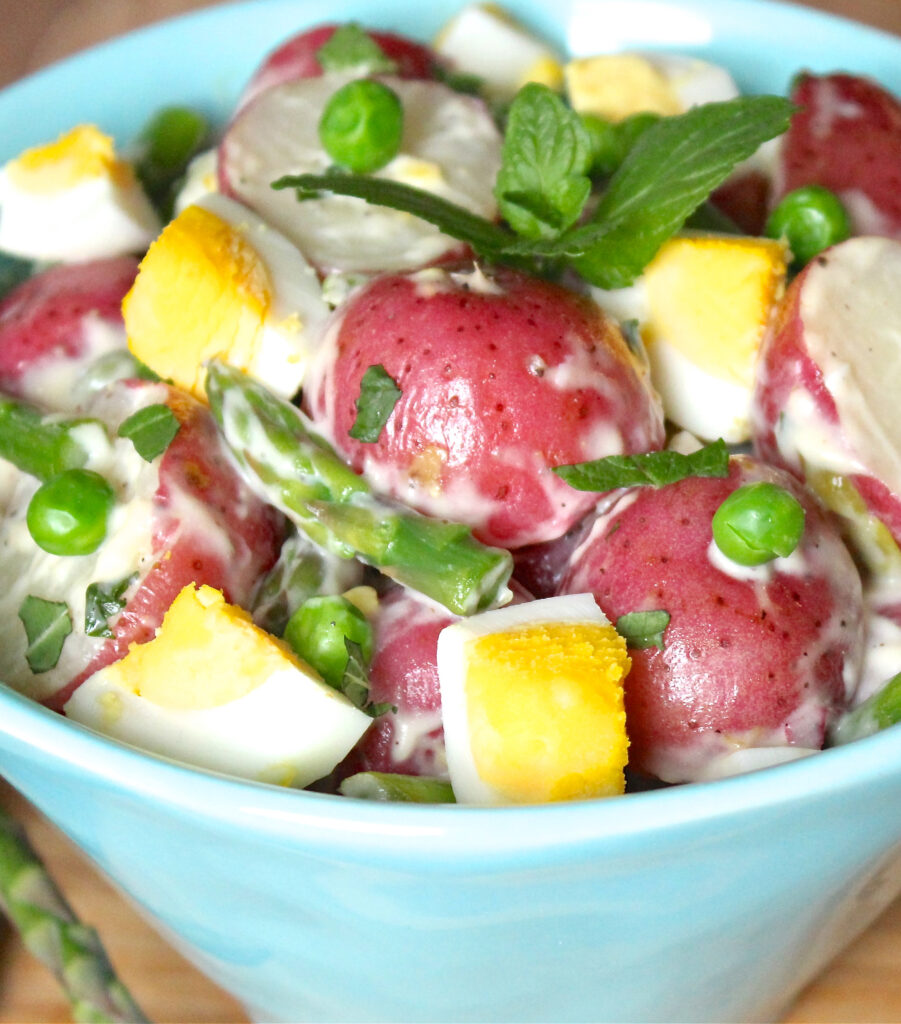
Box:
1;3;900;803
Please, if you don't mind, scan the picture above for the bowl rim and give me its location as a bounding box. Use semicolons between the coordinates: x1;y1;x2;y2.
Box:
2;0;901;861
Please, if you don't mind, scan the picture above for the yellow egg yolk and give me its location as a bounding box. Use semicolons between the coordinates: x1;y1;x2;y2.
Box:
464;622;630;802
7;124;134;192
643;235;787;387
106;583;309;710
565;55;682;121
123;204;272;399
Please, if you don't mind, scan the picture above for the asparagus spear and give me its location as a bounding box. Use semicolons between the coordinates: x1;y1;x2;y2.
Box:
0;395;100;481
339;772;456;803
829;670;901;746
205;359;513;615
0;806;150;1023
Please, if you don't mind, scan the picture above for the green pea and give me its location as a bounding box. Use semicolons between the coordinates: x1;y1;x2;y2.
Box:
765;184;851;269
26;469;116;556
711;482;806;566
318;79;404;174
284;594;374;688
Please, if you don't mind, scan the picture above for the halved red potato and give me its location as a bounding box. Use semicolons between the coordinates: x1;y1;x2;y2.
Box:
771;72;901;238
303;262;665;549
236;24;442;112
556;455;864;783
219;75;502;274
0;256;139;406
752;236;901;576
0;378;284;708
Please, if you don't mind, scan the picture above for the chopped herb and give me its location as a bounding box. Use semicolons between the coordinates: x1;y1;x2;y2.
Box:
349;364;402;442
432;63;484;97
494;82;593;240
18;596;72;673
341;638;395;718
274;92;794;289
616;609;670;651
117;403;180;462
84;575;136;638
554;439;729;492
620;318;644;358
317;23;397;74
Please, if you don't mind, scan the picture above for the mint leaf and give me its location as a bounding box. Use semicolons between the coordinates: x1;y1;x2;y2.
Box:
118;404;180;462
518;95;796;288
18;596;72;672
349;364;402;442
85;575;136;638
317;24;397;74
616;609;670;651
554;439;729;492
341;638;394;717
494;83;593;240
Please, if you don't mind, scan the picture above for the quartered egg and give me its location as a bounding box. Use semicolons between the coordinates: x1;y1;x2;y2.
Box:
0;124;160;262
437;593;630;805
564;53;739;121
434;3;564;101
64;584;371;787
123;193;330;401
592;234;788;442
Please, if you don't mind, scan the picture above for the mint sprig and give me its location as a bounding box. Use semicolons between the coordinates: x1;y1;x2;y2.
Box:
494;83;593;240
274;90;794;289
553;439;729;492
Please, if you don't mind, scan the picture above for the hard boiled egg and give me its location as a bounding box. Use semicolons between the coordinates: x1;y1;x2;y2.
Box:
123;193;330;401
593;234;788;442
434;4;564;101
437;593;630;805
565;53;739;122
0;124;160;262
64;583;371;786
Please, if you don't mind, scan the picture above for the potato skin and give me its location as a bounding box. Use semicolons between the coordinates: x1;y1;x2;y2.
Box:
304;264;665;549
556;456;864;783
0;256;138;401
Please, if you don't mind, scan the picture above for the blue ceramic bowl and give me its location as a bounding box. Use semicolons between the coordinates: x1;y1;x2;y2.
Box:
2;2;901;1021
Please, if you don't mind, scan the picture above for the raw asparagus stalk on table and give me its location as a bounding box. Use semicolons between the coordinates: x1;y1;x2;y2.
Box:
205;359;513;616
0;806;150;1024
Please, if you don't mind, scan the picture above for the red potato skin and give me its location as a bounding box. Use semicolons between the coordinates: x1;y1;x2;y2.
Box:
0;257;138;400
304;264;665;549
335;586;454;781
45;383;285;710
751;256;901;547
711;169;770;236
773;72;901;237
236;24;442;111
556;456;864;783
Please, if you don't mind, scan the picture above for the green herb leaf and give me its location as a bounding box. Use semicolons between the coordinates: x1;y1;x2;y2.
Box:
317;23;398;73
520;95;796;288
349;364;402;442
616;609;670;651
494;82;593;240
18;596;72;673
84;575;136;638
340;638;394;718
554;439;729;492
117;404;180;462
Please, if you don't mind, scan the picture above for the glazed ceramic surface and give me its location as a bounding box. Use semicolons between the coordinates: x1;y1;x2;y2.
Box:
2;2;901;1021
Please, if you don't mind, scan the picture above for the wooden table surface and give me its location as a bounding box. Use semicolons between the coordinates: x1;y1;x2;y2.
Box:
2;1;901;1022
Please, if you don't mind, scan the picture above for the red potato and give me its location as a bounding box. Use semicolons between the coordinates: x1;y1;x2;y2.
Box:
219;76;502;274
335;585;454;781
711;169;770;236
556;455;865;783
236;23;442;111
0;256;138;404
0;378;284;709
752;236;901;575
303;263;665;549
772;72;901;238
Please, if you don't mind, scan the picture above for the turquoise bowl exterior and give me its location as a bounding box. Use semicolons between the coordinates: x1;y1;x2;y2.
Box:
1;2;901;1021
